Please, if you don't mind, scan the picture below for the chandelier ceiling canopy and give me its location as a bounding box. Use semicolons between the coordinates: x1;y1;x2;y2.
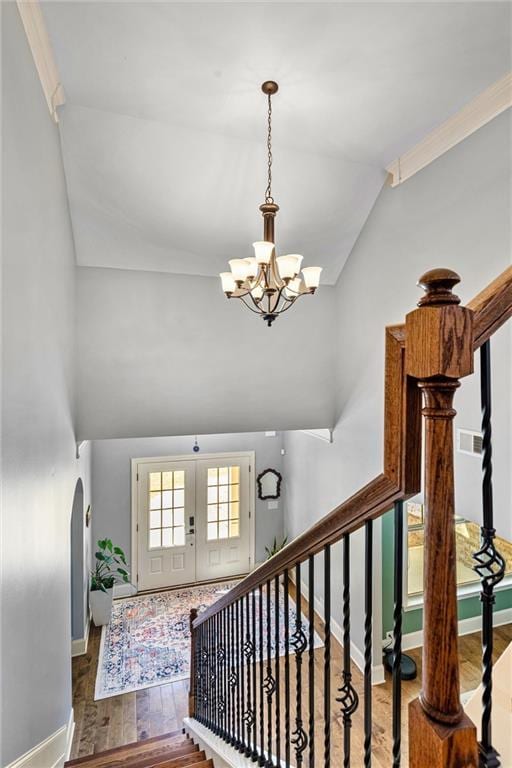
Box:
220;81;322;327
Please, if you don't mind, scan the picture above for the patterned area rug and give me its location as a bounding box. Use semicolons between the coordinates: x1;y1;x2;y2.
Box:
95;581;322;700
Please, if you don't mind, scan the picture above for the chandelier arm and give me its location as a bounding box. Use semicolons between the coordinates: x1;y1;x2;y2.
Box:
239;295;266;315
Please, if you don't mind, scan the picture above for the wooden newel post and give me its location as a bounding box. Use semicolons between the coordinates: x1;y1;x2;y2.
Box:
405;269;478;768
189;608;198;717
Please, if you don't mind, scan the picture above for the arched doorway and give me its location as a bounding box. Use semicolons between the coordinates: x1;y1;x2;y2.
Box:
70;478;85;643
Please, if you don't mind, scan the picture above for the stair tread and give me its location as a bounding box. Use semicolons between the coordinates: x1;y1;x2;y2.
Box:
87;748;207;768
64;737;196;768
140;752;213;768
136;754;208;768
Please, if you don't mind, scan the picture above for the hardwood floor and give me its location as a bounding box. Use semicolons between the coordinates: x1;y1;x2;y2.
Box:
71;601;512;765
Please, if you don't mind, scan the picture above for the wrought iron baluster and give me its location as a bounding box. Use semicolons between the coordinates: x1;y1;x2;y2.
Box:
308;555;315;768
336;535;359;768
291;562;308;766
392;502;404;767
213;614;218;735
206;619;211;727
236;600;245;752
284;569;291;768
252;589;258;760
229;603;238;748
219;610;226;739
211;617;217;732
323;546;331;768
264;580;275;768
364;520;373;768
241;598;247;752
258;584;265;765
274;575;281;766
473;339;505;768
197;624;203;723
222;607;231;741
243;592;255;757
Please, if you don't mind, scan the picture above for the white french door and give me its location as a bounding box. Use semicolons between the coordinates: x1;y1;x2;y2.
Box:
195;456;251;582
135;453;253;591
137;460;196;591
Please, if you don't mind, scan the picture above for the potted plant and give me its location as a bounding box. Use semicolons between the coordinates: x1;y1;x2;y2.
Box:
265;536;288;560
89;539;129;626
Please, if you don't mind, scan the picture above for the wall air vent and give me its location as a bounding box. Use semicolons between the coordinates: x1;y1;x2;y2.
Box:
457;428;483;456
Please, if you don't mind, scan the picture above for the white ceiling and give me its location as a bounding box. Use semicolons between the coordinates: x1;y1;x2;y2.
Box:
43;2;511;284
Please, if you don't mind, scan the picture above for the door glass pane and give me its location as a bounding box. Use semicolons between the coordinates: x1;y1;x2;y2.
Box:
230;501;240;520
218;467;229;485
205;465;241;540
150;472;161;491
150;491;161;509
150;509;161;529
148;469;186;548
229;466;240;484
207;522;218;541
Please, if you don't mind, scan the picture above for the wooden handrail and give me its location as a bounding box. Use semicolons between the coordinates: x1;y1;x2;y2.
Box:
193;265;512;630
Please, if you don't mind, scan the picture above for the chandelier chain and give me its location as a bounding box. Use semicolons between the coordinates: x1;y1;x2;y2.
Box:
265;93;274;203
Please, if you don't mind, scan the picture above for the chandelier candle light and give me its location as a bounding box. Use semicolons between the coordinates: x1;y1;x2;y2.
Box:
219;81;322;326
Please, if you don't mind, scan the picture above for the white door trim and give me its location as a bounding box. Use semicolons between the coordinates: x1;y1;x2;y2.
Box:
131;452;256;592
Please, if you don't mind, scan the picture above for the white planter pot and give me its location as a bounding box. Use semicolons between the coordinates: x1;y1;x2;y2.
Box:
90;587;113;626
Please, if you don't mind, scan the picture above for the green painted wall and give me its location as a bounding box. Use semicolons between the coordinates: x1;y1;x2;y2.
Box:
381;509;512;638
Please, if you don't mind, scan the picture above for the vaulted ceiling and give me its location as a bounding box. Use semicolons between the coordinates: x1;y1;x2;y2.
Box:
43;2;510;284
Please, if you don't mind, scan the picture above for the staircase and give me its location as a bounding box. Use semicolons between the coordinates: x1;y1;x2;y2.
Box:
64;731;213;768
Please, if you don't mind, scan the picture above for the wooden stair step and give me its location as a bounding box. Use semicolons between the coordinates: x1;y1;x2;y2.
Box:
130;752;206;768
88;747;205;768
136;753;208;768
163;762;212;768
64;737;196;768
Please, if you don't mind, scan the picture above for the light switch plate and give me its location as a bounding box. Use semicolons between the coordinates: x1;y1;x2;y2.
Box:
268;500;279;510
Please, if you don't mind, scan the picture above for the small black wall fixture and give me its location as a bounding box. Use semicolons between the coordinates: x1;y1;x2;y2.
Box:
256;468;282;500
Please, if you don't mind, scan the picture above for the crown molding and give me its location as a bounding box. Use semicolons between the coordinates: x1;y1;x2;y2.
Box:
16;1;65;123
387;72;512;187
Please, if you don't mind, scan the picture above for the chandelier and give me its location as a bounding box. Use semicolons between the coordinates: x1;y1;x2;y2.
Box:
219;81;322;326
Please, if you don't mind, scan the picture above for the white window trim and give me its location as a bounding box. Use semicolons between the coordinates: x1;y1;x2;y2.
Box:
131;451;256;591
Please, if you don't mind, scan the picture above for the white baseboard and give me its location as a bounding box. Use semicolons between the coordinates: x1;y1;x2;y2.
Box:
5;710;74;768
292;574;385;686
71;616;90;657
391;607;512;652
113;582;137;598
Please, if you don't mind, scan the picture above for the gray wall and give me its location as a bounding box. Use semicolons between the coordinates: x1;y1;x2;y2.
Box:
76;266;336;441
284;110;512;659
1;6;91;764
91;432;285;572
